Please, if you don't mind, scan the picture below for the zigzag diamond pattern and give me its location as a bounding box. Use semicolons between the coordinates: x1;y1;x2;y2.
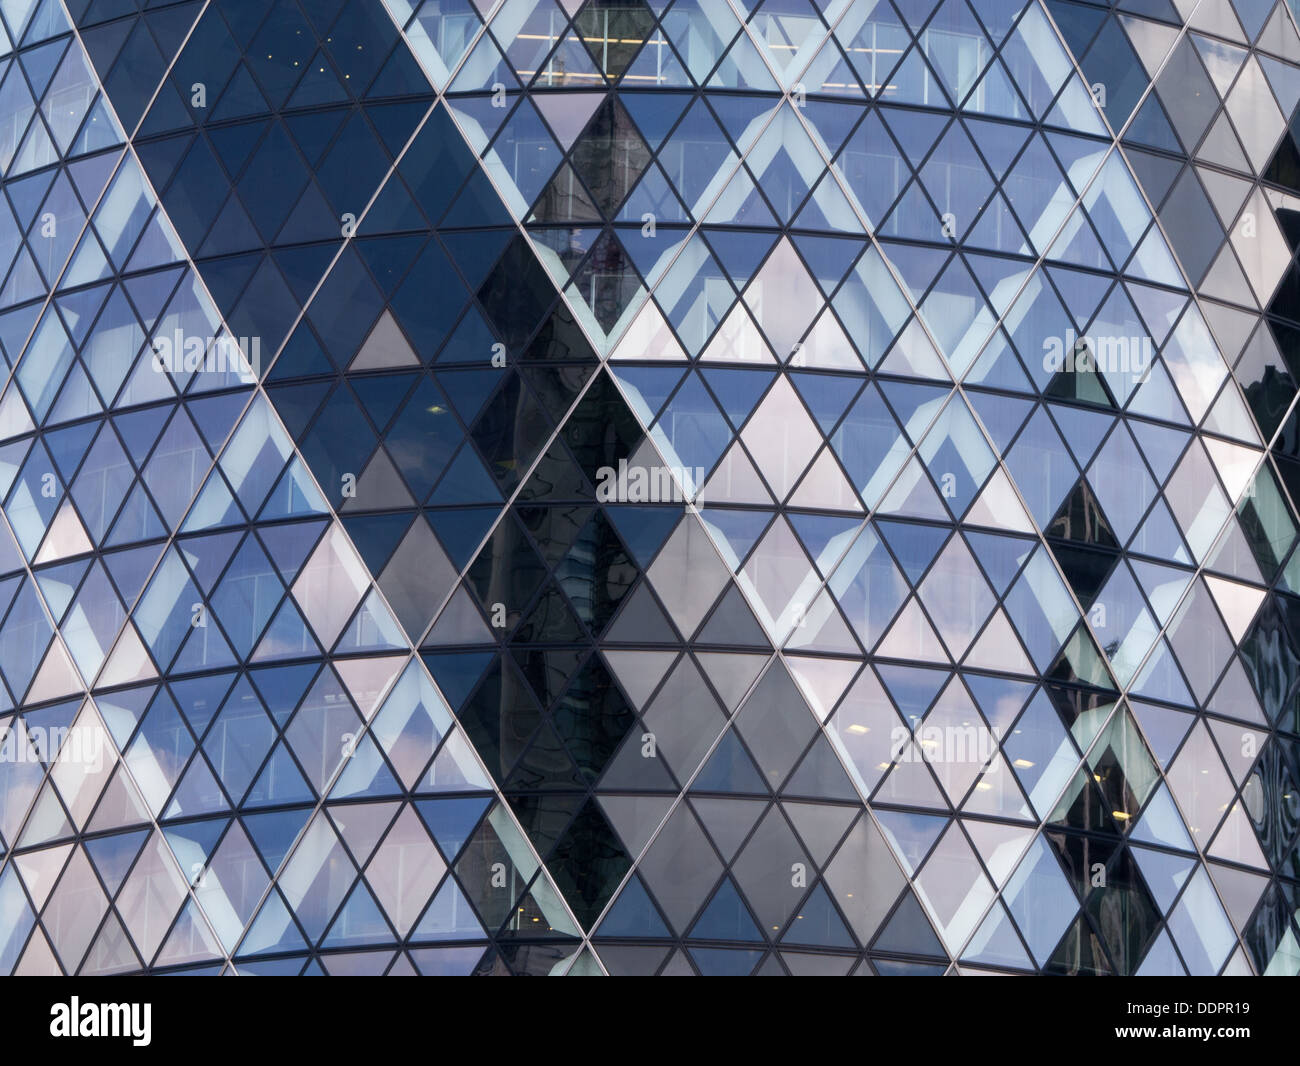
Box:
0;0;1291;975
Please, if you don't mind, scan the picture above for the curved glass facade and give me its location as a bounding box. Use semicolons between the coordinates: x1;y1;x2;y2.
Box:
0;0;1293;975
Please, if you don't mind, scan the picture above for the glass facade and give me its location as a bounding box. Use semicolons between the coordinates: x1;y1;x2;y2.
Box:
0;0;1292;976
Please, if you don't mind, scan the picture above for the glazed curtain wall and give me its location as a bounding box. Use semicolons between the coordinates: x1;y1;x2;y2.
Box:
0;0;1292;975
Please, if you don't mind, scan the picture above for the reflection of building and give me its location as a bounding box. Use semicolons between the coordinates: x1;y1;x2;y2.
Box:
0;0;1297;975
